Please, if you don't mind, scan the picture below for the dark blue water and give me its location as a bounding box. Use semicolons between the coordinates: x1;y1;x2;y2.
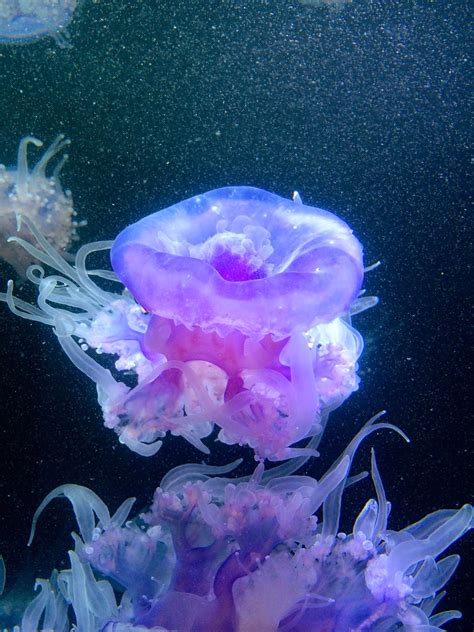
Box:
0;0;471;628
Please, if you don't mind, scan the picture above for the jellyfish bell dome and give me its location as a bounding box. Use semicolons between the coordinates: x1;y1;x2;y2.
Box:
111;186;364;339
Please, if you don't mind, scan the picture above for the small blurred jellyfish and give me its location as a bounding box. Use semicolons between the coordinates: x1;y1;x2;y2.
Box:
0;135;80;275
0;0;80;46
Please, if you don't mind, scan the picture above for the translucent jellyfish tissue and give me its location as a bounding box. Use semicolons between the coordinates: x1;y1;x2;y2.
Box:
4;186;368;461
0;0;80;45
0;135;79;276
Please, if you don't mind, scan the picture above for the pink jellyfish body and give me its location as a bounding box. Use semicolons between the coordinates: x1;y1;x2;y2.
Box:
108;187;365;460
3;186;366;461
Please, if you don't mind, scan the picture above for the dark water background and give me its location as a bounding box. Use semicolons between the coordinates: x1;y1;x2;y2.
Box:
0;0;472;628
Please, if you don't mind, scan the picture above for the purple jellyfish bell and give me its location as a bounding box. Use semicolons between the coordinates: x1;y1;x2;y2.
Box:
111;186;364;339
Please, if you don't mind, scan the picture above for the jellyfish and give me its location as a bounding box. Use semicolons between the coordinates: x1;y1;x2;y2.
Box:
0;0;80;46
20;416;472;631
1;185;471;631
2;187;370;461
0;135;79;276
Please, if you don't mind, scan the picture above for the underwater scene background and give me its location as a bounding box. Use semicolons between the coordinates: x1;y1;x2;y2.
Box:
0;0;471;629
